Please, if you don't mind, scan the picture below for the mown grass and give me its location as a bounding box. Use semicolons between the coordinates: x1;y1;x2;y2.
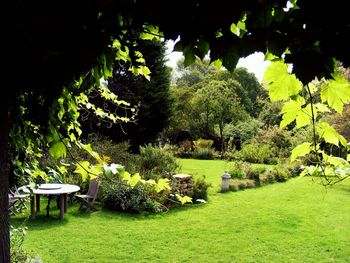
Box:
12;159;350;263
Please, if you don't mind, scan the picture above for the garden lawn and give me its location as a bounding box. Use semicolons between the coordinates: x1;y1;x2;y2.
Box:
12;160;350;263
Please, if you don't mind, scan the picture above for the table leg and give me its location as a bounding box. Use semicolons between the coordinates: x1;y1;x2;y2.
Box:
36;194;40;212
30;195;35;219
64;194;68;213
59;194;65;220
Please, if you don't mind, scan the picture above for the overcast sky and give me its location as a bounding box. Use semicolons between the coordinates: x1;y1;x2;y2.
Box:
165;40;270;82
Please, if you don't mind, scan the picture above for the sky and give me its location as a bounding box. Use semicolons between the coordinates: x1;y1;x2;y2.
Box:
165;40;270;82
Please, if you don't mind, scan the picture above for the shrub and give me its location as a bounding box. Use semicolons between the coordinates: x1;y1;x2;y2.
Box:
192;147;214;160
223;150;237;161
136;144;180;180
259;166;289;184
193;139;214;149
228;161;250;179
234;143;274;164
259;170;276;185
256;126;293;158
225;119;262;146
100;173;168;213
278;159;302;177
160;143;179;156
191;139;215;160
228;167;245;179
229;179;256;191
245;167;266;185
177;140;193;158
10;226;41;263
192;176;211;201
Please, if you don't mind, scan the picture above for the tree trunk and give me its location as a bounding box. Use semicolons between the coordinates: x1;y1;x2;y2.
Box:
0;100;10;262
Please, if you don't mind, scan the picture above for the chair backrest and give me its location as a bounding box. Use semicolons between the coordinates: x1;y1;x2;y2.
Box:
8;193;17;206
86;179;99;200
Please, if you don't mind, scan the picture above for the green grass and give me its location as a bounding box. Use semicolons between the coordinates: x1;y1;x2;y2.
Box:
12;159;350;263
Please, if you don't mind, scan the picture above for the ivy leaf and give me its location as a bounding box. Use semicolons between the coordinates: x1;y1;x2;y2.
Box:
321;73;350;113
263;61;302;101
74;161;90;181
280;98;311;128
49;141;66;159
291;142;312;162
347;154;350;161
317;122;347;147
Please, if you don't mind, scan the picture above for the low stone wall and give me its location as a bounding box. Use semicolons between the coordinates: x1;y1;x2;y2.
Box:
173;174;193;196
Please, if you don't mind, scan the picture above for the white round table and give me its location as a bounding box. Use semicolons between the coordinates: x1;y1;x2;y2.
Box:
22;184;80;219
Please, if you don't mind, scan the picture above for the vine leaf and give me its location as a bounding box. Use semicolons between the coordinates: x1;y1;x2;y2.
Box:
321;73;350;113
74;161;101;181
263;61;302;101
321;152;348;166
317;122;347;147
280;97;311;128
291;142;311;162
79;143;100;160
49;141;66;159
74;161;90;181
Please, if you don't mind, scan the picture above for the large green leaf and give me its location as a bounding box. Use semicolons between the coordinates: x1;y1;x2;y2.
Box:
156;178;171;193
263;61;302;101
140;24;163;40
175;194;192;205
183;45;196;67
321;73;350;113
129;173;142;188
79;143;100;160
49;141;66;159
74;161;90;182
197;39;210;59
322;152;348;166
291;142;312;162
317;122;347;147
280;97;311;128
